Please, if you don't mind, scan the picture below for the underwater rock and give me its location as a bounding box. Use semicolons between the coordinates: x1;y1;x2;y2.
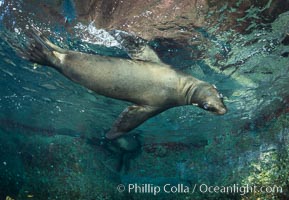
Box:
72;0;289;41
6;0;287;42
2;0;288;64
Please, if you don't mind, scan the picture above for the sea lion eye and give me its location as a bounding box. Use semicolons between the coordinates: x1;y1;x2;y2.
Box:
203;103;209;110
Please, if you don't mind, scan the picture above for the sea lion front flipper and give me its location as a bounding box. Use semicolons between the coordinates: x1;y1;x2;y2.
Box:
106;105;164;139
131;45;162;63
109;30;162;63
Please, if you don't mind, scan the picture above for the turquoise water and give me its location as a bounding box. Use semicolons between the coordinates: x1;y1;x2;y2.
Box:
0;0;289;199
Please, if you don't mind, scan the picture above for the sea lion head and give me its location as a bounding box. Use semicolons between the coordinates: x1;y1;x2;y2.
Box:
192;83;227;115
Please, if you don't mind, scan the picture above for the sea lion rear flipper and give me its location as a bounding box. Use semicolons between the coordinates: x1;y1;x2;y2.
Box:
106;105;164;139
5;26;66;66
6;26;59;66
29;27;67;54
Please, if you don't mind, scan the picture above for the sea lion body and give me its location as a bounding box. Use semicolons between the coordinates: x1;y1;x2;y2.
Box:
15;28;227;140
58;52;189;107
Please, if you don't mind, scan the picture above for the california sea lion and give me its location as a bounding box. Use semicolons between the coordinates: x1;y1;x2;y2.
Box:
13;27;227;140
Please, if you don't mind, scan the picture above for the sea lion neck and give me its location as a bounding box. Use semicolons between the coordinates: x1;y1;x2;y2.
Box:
178;75;203;105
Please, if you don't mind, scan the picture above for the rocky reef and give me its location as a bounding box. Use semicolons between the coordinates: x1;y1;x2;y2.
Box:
73;0;289;40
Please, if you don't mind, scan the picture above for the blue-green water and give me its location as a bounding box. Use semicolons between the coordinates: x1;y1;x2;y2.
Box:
0;0;289;199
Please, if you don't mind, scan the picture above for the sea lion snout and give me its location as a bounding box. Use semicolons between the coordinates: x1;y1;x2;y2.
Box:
215;106;227;115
